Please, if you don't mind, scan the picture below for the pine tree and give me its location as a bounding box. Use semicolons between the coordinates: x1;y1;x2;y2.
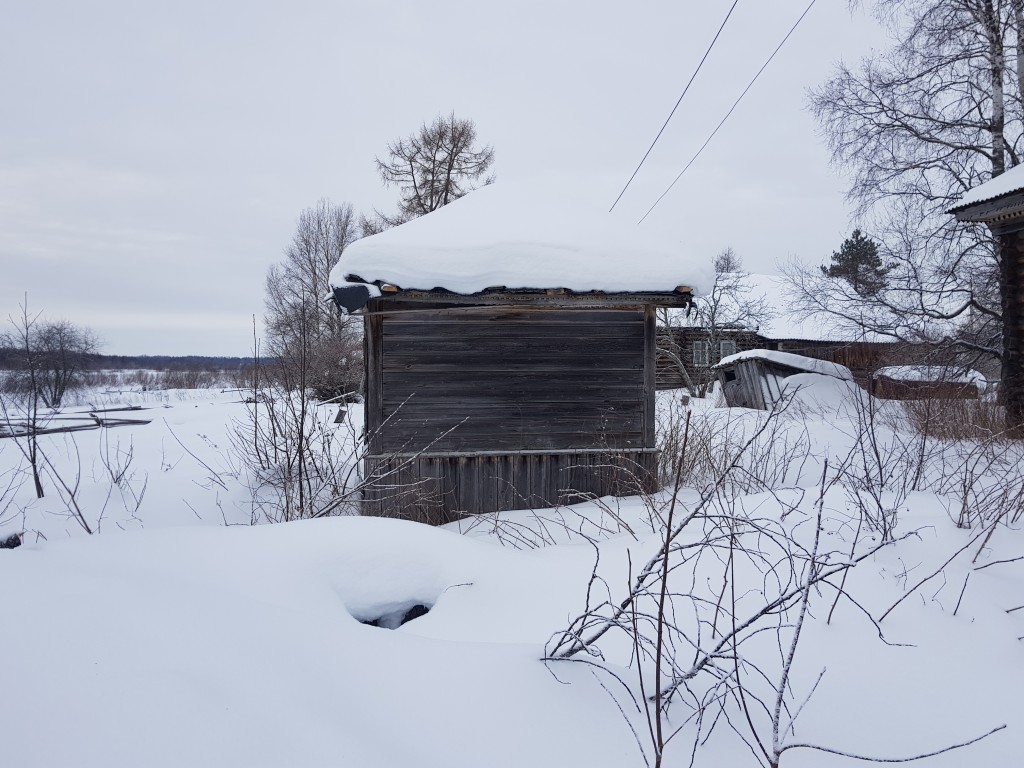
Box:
820;229;889;297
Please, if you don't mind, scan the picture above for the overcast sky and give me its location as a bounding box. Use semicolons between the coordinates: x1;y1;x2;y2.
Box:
0;1;888;356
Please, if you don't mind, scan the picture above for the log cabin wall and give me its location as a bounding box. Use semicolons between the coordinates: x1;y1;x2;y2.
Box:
656;329;764;389
871;377;980;400
995;224;1024;425
773;340;893;381
361;299;659;522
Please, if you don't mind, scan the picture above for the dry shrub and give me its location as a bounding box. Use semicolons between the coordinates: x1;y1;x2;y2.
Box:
657;395;812;496
79;368;234;391
902;397;1007;441
159;369;218;389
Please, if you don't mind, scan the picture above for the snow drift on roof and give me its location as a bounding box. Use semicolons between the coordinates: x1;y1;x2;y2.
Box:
950;163;1024;211
328;183;712;296
715;348;854;380
874;365;986;385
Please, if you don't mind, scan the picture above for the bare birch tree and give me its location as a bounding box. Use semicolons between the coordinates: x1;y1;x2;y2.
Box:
264;199;363;400
660;249;771;397
808;0;1024;417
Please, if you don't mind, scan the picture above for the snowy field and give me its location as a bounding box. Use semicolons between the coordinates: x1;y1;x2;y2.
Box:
1;382;1022;767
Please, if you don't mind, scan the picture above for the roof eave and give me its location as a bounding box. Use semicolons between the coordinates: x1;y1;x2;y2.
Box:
949;189;1024;224
333;284;694;313
392;286;691;303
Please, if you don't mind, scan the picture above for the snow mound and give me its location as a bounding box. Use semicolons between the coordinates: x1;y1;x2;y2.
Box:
780;371;871;414
329;182;712;295
875;365;986;385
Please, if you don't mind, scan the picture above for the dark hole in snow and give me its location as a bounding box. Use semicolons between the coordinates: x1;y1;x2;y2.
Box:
360;602;431;629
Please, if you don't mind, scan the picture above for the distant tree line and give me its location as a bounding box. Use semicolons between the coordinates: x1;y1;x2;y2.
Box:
0;299;260;411
84;354;256;372
0;350;256;372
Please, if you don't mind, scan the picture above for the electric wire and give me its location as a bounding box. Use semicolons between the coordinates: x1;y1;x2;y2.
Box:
608;0;741;213
637;0;819;224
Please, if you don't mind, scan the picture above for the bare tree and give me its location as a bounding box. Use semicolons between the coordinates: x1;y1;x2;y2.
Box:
808;0;1024;420
1;300;101;498
242;202;365;522
362;112;495;234
1;304;100;409
264;199;363;401
660;249;772;397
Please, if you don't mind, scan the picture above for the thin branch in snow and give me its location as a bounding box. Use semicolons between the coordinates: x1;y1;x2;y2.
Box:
953;572;970;616
880;522;994;623
779;723;1006;764
974;554;1024;571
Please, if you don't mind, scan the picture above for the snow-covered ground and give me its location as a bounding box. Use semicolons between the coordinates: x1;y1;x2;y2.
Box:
1;387;259;539
1;383;1022;767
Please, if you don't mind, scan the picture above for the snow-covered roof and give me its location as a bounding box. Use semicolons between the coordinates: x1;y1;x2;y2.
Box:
949;164;1024;212
874;365;986;385
328;183;712;298
714;349;854;380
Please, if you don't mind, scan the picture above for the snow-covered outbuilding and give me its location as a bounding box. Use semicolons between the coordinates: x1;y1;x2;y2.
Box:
658;273;896;389
713;349;855;410
329;185;705;523
871;365;986;400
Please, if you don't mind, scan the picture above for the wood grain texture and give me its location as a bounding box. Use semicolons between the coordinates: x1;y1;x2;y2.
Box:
364;310;384;456
360;299;661;521
362;449;659;523
376;306;647;454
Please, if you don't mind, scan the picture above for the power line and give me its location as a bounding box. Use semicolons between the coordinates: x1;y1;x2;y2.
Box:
608;1;741;213
637;0;819;224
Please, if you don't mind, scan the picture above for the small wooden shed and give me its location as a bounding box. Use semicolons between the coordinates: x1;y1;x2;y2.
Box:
329;186;701;524
714;350;854;410
658;273;897;390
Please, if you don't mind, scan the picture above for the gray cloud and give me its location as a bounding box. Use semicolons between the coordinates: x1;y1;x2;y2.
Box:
0;0;885;355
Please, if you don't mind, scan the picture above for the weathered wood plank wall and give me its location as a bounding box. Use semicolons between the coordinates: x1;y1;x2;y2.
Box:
370;305;646;453
719;359;773;410
361;300;660;521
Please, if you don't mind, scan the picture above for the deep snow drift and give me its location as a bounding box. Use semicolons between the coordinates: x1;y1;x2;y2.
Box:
1;384;1022;767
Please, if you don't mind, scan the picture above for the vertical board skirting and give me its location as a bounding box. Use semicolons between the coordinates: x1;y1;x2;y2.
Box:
361;450;659;525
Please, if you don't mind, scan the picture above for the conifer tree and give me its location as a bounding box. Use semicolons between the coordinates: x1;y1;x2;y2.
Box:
820;229;889;297
361;113;494;235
